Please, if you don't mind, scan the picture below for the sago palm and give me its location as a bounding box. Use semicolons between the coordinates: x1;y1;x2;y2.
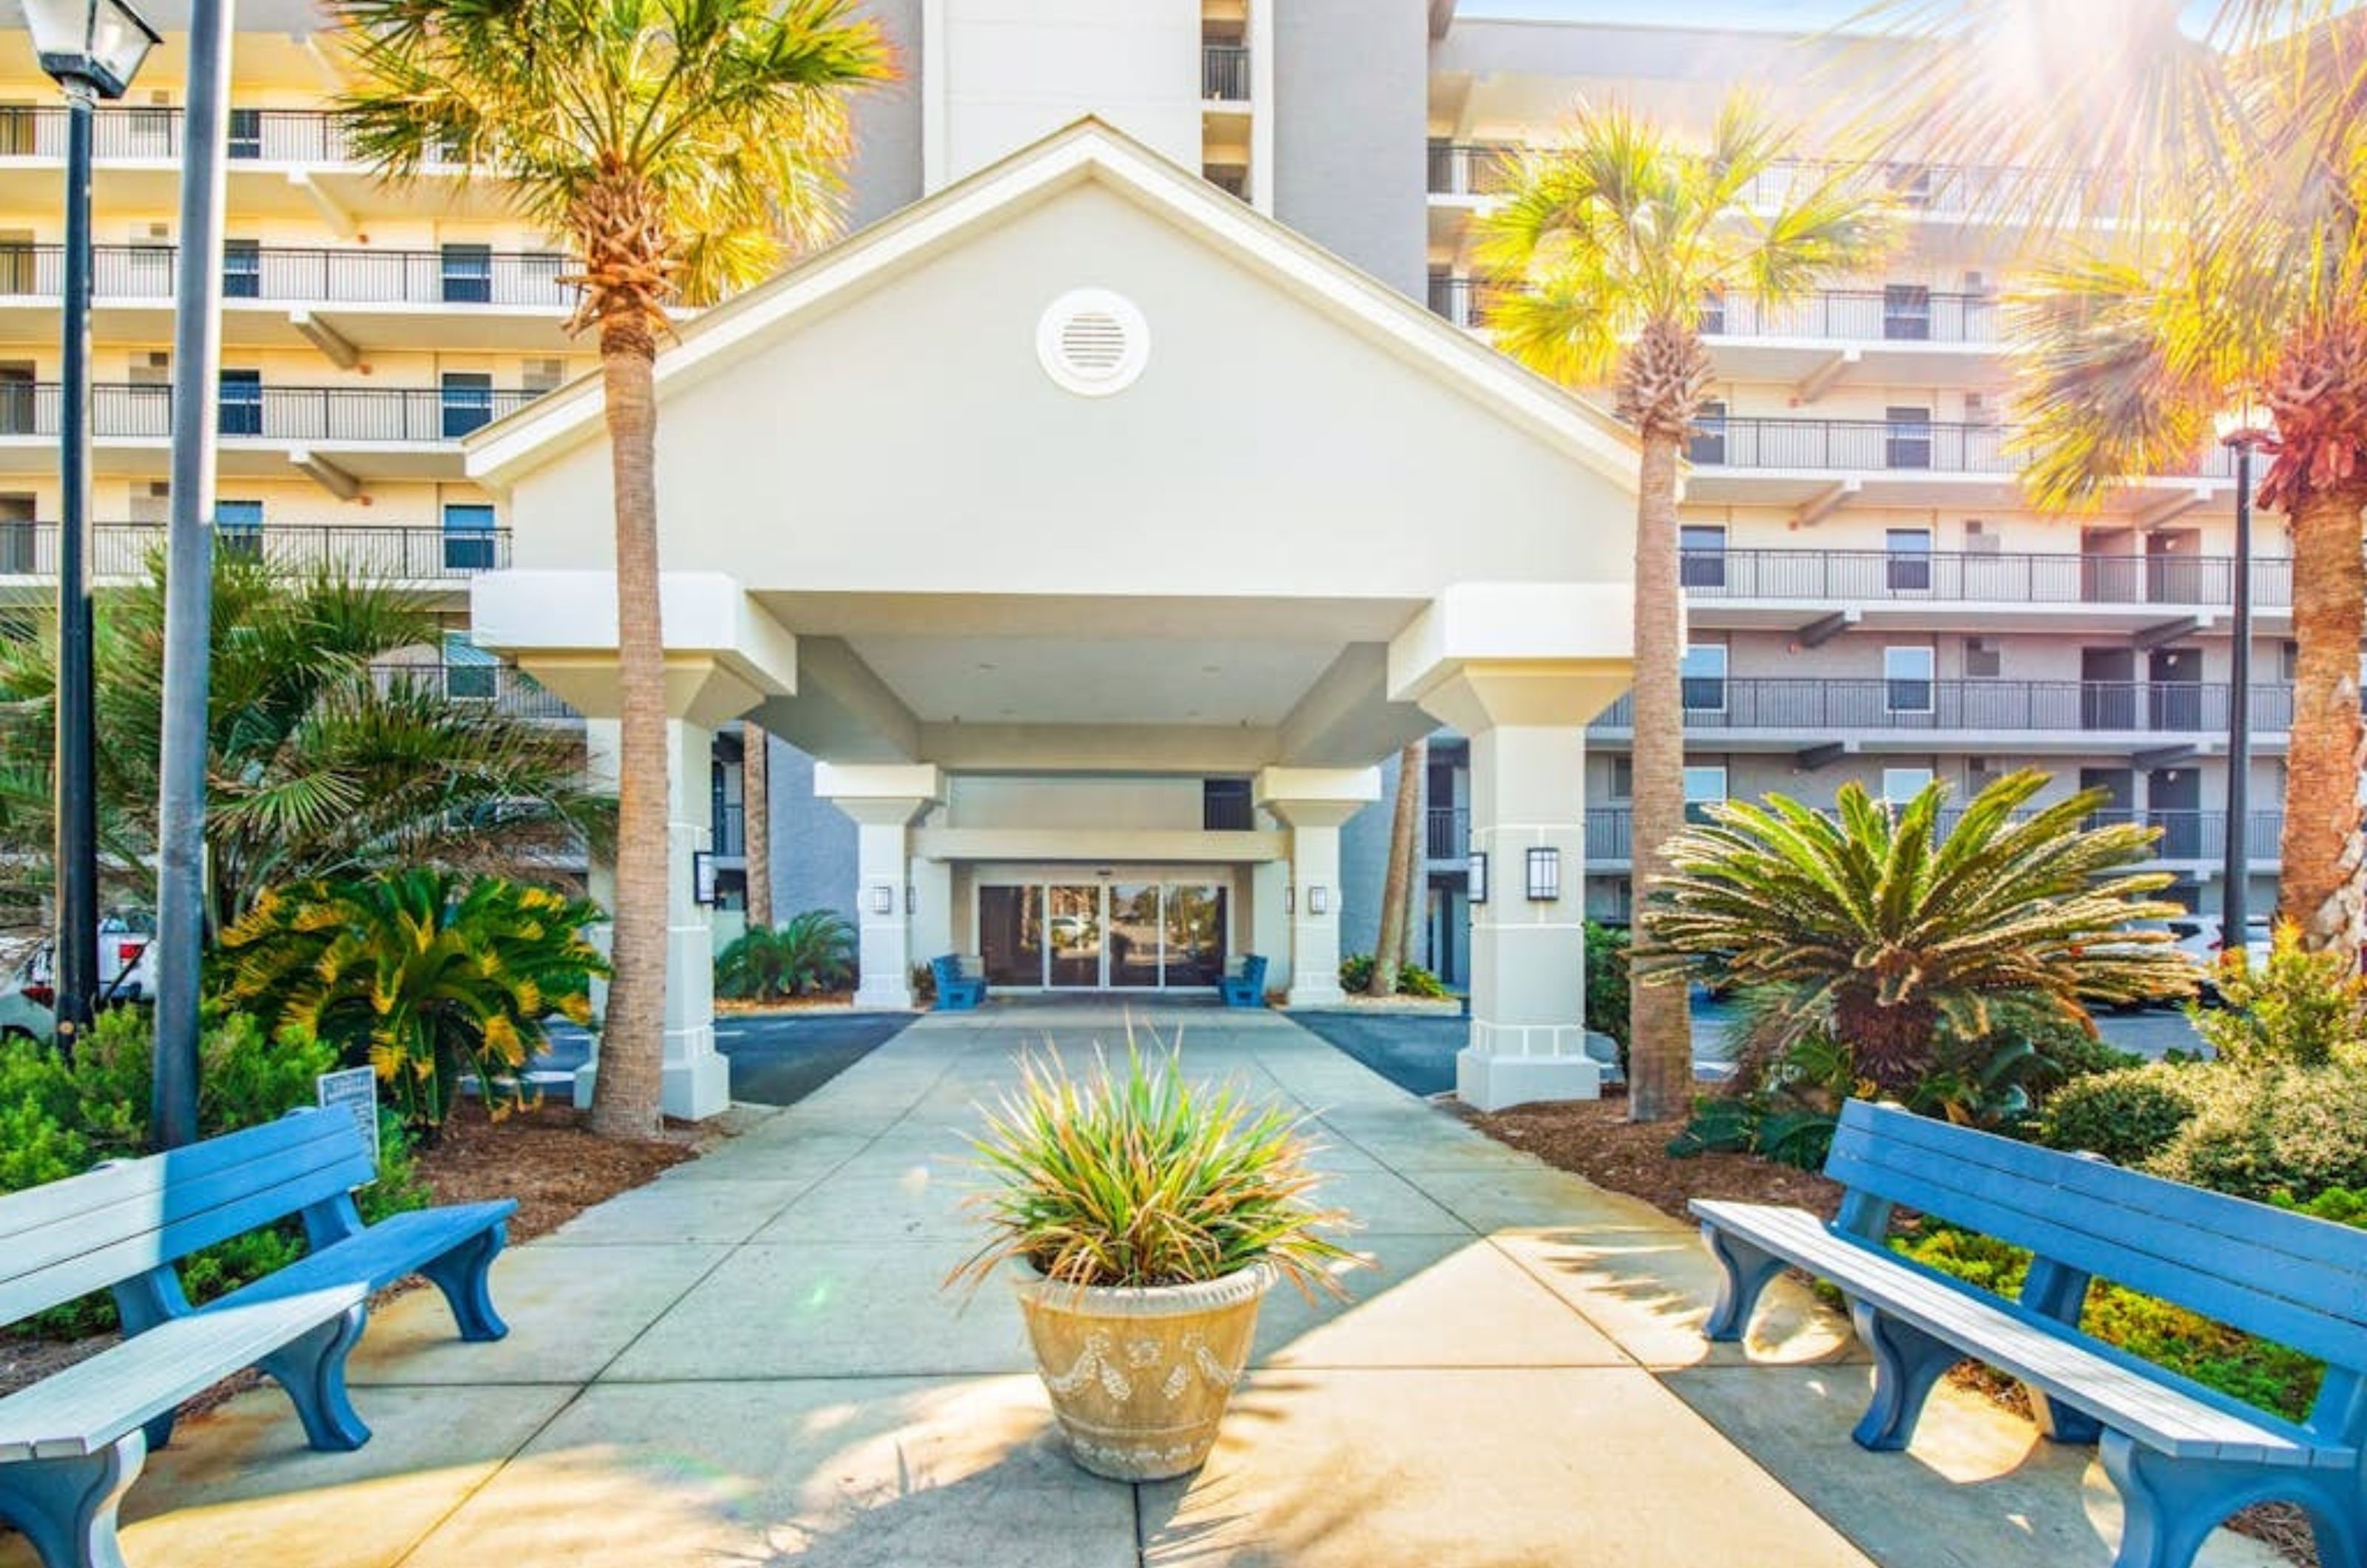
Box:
1635;770;2195;1092
1857;1;2367;962
715;908;856;1000
1475;95;1896;1120
331;0;891;1138
217;869;610;1131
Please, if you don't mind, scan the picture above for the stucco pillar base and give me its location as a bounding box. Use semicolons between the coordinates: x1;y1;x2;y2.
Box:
1457;1039;1603;1113
568;1047;732;1121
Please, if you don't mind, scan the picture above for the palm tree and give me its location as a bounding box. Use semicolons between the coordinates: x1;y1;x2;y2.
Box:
1366;739;1425;996
1635;771;2195;1092
1856;1;2367;962
715;908;856;1000
332;0;891;1138
0;554;605;930
1475;96;1897;1120
742;722;773;929
219;870;610;1131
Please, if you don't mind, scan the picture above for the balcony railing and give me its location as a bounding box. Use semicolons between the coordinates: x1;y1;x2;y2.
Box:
1699;289;1999;344
1426;806;1467;859
1681;548;2294;609
1585;806;1631;862
0;521;510;578
1203;45;1250;101
1588;804;2280;863
1685;417;2239;480
370;660;578;722
714;802;746;857
0;106;459;167
0;244;578;310
1425;143;2139;220
1589;679;2296;734
0;383;542;443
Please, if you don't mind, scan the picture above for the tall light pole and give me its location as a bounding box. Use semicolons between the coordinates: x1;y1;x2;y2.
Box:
24;0;158;1055
2215;399;2275;950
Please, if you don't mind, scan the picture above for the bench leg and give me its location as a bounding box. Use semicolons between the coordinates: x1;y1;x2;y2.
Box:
0;1431;145;1568
2101;1433;2286;1568
258;1303;371;1453
1700;1226;1786;1342
420;1224;510;1342
2299;1482;2364;1568
1848;1302;1958;1451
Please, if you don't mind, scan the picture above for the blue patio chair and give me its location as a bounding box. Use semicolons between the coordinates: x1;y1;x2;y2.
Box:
1216;954;1267;1008
930;953;986;1010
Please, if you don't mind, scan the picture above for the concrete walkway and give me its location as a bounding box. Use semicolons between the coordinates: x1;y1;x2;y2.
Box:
4;1004;2281;1567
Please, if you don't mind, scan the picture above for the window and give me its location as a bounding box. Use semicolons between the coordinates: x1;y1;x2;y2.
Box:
1881;766;1934;802
439;372;494;439
1885;646;1935;713
2282;641;2300;682
1885;405;1933;470
1609;755;1634;800
215;499;263;561
1681;643;1728;712
1885;527;1933;592
1698;289;1726;336
1963;391;1999;428
1682;766;1728;825
442;503;498;572
1883;283;1932;341
1963;518;1999;555
1201;777;1253;831
519;356;567;394
440;244;493;305
217;369;263;437
443;630;498;701
1687;399;1728;465
1963;637;2002;678
1679;524;1727;589
1965;757;2001;795
226;107;261;160
222;240;260;300
1887;162;1934;208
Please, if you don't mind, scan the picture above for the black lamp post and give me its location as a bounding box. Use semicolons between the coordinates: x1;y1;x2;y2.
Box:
2215;399;2275;950
24;0;158;1050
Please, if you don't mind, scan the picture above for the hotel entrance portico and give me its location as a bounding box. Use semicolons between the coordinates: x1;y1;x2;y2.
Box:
462;120;1641;1116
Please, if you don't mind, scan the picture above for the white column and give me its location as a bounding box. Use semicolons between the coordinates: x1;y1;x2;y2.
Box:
659;717;732;1120
817;763;945;1011
1249;858;1291;995
573;719;621;1111
909;857;954;965
1256;767;1382;1009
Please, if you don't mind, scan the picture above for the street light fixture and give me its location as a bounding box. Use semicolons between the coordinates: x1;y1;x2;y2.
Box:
2214;395;2276;953
26;0;158;1055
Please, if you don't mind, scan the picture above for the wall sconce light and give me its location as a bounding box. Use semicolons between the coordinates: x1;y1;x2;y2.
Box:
1527;846;1561;902
1468;850;1488;905
871;883;894;916
1283;883;1294;915
1307;885;1328;916
692;851;717;907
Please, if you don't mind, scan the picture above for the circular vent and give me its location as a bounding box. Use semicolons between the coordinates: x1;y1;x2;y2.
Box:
1037;288;1149;397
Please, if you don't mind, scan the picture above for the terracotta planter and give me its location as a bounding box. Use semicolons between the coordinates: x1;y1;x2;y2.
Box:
1013;1263;1274;1481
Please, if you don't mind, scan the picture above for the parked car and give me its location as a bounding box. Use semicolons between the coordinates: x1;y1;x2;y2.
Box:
0;922;158;1041
2172;914;2275;1003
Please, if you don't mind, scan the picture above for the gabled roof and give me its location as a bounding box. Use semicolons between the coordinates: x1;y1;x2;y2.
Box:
467;116;1638;493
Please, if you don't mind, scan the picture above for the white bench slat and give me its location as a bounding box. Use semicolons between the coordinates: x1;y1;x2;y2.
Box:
0;1287;363;1461
1694;1201;2340;1470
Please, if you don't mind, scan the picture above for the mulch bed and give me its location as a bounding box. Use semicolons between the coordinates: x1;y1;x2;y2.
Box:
0;1100;722;1405
1459;1085;2320;1568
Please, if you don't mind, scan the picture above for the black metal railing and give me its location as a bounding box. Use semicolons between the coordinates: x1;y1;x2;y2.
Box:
0;521;510;578
1425;806;1467;859
369;660;578;722
714;802;746;857
0;244;578;308
1679;548;2294;609
1427;143;1519;197
1698;288;1999;344
0;382;544;443
1585;806;1631;862
1203;45;1250;101
1684;416;2241;480
1588;679;2296;734
0;105;464;166
1589;803;2278;863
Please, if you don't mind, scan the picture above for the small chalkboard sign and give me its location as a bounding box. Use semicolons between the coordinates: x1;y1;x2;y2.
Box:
316;1067;380;1178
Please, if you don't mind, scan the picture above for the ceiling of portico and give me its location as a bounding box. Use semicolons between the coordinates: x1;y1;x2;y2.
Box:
848;635;1334;726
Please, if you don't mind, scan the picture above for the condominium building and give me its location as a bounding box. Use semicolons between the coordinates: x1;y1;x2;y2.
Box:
0;1;2289;1113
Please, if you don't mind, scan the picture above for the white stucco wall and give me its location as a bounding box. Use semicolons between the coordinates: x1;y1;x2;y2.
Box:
930;0;1201;186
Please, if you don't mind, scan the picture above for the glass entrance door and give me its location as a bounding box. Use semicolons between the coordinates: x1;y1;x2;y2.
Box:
1046;885;1104;987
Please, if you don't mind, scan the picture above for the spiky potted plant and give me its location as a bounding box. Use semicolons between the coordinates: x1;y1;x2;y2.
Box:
950;1046;1358;1481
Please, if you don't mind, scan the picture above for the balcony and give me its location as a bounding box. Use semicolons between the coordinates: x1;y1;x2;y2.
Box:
0;244;578;310
1427;143;1517;199
0;521;509;580
1203;45;1250;103
369;660;578;723
1585;806;1630;863
1681;548;2292;612
1588;679;2295;740
1583;804;2280;867
1427;279;2002;350
0;105;449;167
1426;806;1467;860
715;802;746;858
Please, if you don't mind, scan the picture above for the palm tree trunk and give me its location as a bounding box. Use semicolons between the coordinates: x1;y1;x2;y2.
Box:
2277;487;2367;962
743;721;772;930
1627;429;1693;1121
589;319;669;1140
1368;739;1422;996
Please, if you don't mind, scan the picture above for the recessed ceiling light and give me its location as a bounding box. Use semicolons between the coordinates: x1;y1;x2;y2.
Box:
976;662;997;672
1201;664;1220;675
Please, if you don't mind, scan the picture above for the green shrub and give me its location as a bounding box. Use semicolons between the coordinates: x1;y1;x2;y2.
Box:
1584;922;1631;1069
2273;1186;2367;1227
0;1010;430;1336
1336;954;1448;998
2187;922;2367;1069
2036;1062;2206;1166
717;909;857;1001
2147;1061;2367;1203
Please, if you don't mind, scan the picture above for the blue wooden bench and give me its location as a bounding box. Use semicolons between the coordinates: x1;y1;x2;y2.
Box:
1694;1098;2367;1568
1216;954;1267;1008
928;954;985;1011
0;1107;516;1568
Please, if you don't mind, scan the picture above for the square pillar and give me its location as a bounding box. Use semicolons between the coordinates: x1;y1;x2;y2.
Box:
1256;767;1382;1009
817;763;945;1011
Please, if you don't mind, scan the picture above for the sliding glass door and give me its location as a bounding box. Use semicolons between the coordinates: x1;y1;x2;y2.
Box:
972;879;1229;989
